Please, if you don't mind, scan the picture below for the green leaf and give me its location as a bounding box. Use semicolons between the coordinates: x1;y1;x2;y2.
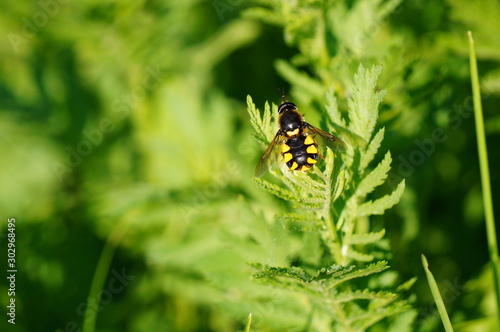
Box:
355;151;392;198
275;212;322;232
349;229;386;245
325;87;346;127
386;310;419;332
253;178;297;202
348;64;386;143
247;96;275;145
469;31;500;317
357;180;405;217
332;169;346;202
326;261;390;288
247;95;266;143
335;289;397;304
296;197;325;210
245;313;252;332
312;264;356;281
396;277;418;292
346;249;374;262
253;266;311;283
263;101;278;141
422;254;454;332
353;301;412;330
294;172;327;192
327;0;403;58
360;127;385;171
251;132;269;146
274;212;316;223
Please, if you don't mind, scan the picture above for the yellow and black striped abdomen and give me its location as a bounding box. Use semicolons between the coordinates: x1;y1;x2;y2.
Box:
281;135;318;172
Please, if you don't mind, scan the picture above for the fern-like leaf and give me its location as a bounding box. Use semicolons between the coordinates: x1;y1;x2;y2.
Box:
326;261;390;288
352;301;412;330
312;264;356;281
246;57;412;330
325;86;346;128
348;65;386;143
275;212;322;232
335;289;397;304
296;197;326;210
346;249;375;262
253;178;297;203
349;229;386;245
247;95;275;145
397;277;418;292
360;127;385;171
357;180;405;217
355;151;392;199
274;212;315;223
247;95;266;142
253;266;310;282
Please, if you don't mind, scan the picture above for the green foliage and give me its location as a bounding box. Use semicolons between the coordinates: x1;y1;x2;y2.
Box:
247;62;410;329
347;65;385;143
249;64;405;263
2;0;500;331
252;261;412;331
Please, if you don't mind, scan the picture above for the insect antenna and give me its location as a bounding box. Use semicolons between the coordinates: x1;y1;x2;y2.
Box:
278;87;287;103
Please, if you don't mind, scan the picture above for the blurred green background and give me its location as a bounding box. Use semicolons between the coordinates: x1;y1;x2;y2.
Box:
0;0;499;331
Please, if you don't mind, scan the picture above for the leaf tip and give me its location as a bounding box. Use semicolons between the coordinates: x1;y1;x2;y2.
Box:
421;254;429;269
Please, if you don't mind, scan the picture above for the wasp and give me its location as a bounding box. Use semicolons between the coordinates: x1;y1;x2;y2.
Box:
255;96;346;177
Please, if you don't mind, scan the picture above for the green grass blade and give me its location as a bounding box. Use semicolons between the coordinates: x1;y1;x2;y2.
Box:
421;255;454;332
83;224;128;332
244;313;252;332
468;31;500;326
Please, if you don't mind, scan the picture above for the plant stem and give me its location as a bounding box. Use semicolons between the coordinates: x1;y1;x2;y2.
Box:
468;31;500;327
322;156;344;265
324;205;344;264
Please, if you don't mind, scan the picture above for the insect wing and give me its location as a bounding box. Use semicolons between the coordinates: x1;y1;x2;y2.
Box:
255;132;282;177
305;123;347;152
